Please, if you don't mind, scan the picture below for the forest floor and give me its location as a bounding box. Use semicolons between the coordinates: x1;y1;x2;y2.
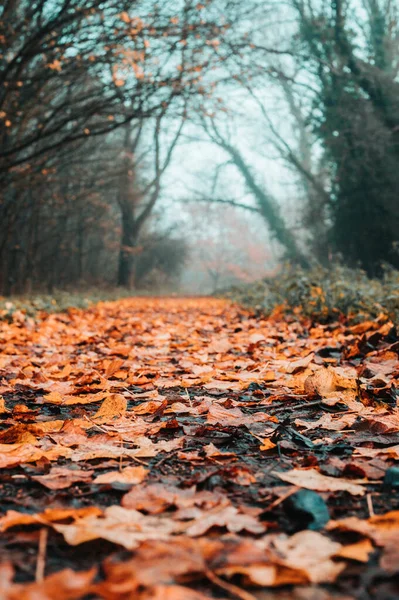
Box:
0;297;399;599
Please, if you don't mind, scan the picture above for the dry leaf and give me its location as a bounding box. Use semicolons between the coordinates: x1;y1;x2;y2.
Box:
272;468;366;496
33;466;94;490
93;394;127;422
93;466;148;485
54;506;177;549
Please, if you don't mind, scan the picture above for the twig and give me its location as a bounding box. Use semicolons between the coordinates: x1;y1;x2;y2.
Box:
35;528;48;582
265;486;300;512
184;387;193;408
271;400;323;413
205;569;258;600
123;386;136;397
155;445;197;468
119;438;123;472
367;493;375;517
83;415;147;465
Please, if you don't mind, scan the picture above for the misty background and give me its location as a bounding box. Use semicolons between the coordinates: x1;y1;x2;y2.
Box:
1;0;398;296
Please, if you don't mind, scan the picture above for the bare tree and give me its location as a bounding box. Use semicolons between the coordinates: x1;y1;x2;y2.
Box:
0;0;257;293
196;117;310;268
116;109;185;287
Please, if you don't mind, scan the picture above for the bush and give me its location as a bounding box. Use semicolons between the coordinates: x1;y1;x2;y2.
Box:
222;263;399;323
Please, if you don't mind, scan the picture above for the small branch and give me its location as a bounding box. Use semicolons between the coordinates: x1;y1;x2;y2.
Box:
35;527;48;582
182;197;261;214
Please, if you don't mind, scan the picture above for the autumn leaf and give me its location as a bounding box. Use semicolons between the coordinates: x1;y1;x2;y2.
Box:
93;465;148;485
1;296;398;596
33;466;95;490
272;468;367;496
93;393;127;422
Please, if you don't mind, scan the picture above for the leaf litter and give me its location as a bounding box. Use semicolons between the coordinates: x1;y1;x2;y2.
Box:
1;298;399;597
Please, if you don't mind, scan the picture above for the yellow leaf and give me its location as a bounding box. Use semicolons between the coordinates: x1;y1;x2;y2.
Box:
259;438;276;451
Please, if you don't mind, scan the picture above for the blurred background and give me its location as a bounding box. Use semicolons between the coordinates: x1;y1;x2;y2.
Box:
0;0;398;296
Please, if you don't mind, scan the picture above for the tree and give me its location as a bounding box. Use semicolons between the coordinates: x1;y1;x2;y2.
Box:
183;0;399;275
289;0;399;274
135;231;188;289
182;202;276;293
116;111;185;287
192;117;310;268
0;0;257;293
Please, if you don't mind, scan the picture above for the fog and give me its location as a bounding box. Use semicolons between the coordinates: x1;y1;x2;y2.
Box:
1;0;398;295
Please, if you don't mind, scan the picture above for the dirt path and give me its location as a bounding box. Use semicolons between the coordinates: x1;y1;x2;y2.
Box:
0;297;399;599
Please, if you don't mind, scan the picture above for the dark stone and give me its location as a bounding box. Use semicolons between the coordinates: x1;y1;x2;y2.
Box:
383;466;399;489
283;489;330;531
247;382;262;392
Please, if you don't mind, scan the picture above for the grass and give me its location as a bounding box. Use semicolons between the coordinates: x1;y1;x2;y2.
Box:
0;288;136;321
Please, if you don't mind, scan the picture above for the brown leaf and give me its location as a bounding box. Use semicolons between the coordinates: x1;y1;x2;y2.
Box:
54;506;177;549
0;396;9;413
334;538;374;563
32;467;94;490
139;586;215;599
93;466;148;485
182;504;266;536
270;530;345;584
207;404;268;426
122;484;223;514
295;413;357;432
0;442;71;469
327;511;399;545
2;567;96;600
0;507;102;531
304;368;336;396
93;538;205;595
272;468;366;496
218;532;345;586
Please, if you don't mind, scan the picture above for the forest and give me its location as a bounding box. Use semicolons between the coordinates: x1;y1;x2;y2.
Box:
1;0;399;295
2;2;399;600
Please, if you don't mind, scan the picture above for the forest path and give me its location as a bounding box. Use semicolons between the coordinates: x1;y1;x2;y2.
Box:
0;297;398;598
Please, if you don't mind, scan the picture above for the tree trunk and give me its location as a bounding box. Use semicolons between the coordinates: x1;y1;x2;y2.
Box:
224;143;310;268
117;203;138;287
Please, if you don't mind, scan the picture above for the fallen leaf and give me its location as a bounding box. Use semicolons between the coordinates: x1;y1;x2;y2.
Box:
270;530;345;583
0;506;102;531
334;538;374;563
93;393;127;422
93;465;148;485
33;466;94;490
272;468;366;496
183;504;266;536
54;506;177;548
2;567;96;600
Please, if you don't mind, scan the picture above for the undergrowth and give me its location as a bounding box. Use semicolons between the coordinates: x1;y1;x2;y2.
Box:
3;264;399;325
222;264;399;323
0;287;158;321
